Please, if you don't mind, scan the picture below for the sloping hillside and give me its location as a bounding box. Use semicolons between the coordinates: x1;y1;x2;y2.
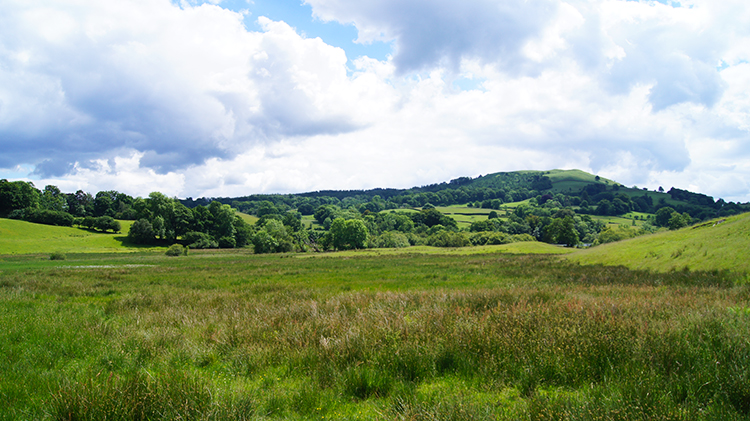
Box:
567;213;750;274
0;218;135;255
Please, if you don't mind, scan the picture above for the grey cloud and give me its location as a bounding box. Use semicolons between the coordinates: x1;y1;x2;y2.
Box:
0;3;365;177
307;0;559;74
31;159;75;178
311;0;729;111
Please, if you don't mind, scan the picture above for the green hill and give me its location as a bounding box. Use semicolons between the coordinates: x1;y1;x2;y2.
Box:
567;213;750;274
0;218;137;255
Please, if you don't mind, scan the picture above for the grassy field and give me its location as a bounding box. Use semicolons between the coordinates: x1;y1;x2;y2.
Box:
2;214;750;419
2;244;750;420
546;169;614;193
238;212;260;225
0;219;142;255
567;213;750;274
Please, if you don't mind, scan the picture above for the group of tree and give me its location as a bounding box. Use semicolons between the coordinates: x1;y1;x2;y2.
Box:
1;179;138;224
180;170;748;228
4;170;749;254
127;193;252;249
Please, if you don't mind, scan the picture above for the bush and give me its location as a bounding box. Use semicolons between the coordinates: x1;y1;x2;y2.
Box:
373;231;410;248
165;244;187;257
427;231;470;248
470;231;512;246
49;252;66;261
17;208;74;227
184;232;217;249
7;209;25;220
94;216;121;233
218;236;237;249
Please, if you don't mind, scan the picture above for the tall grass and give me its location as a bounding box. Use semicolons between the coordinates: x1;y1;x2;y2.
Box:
1;250;749;419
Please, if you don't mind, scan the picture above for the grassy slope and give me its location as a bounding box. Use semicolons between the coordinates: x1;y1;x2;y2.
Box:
567;213;750;274
0;218;141;255
546;169;613;193
237;212;259;225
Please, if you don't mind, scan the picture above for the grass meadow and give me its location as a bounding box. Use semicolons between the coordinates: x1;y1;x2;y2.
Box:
2;245;750;420
568;213;750;274
0;219;138;255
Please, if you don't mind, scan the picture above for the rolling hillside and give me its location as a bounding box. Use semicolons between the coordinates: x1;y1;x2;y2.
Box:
0;218;137;255
566;213;750;274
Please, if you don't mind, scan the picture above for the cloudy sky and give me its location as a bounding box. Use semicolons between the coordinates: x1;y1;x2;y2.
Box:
1;0;749;201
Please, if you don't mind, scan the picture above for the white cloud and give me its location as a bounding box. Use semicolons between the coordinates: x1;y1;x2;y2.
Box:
1;0;749;203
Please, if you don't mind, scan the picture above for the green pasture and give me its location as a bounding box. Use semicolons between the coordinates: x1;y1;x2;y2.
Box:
545;168;614;192
434;205;492;215
237;212;259;225
0;218;141;255
568;213;750;274
1;247;749;420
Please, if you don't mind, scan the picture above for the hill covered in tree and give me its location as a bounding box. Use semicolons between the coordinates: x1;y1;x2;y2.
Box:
179;169;746;221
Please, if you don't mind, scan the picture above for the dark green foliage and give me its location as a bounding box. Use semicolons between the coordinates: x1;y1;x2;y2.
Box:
314;204;339;225
0;179;41;216
656;206;676;227
328;217;369;250
543;216;579;246
282;211;302;232
183;231;217;249
427;230;470;247
218;236;236;248
92;216;121;233
11;208;74;227
49;252;66;260
252;219;294;253
128;219;156;244
669;211;693;230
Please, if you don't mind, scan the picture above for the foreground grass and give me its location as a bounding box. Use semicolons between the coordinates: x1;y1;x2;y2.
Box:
1;249;749;420
568;213;750;274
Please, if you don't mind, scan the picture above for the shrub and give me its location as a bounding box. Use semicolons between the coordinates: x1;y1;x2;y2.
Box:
165;244;186;257
218;236;237;249
373;231;410;248
94;216;121;233
470;231;512;246
18;208;74;227
184;231;217;249
49;252;66;261
428;231;470;247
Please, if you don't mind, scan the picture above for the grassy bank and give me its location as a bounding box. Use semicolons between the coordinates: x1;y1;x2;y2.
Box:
568;213;750;274
0;218;139;255
1;249;749;420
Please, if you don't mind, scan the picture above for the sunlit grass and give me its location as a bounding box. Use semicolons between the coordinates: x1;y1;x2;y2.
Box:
0;218;142;255
568;213;750;274
1;248;749;419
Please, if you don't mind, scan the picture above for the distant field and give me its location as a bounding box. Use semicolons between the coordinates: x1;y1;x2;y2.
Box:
436;203;646;230
0;218;142;255
567;213;750;274
237;212;259;225
546;168;613;193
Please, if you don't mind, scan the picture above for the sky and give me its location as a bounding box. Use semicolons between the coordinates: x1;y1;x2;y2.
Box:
1;0;749;202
